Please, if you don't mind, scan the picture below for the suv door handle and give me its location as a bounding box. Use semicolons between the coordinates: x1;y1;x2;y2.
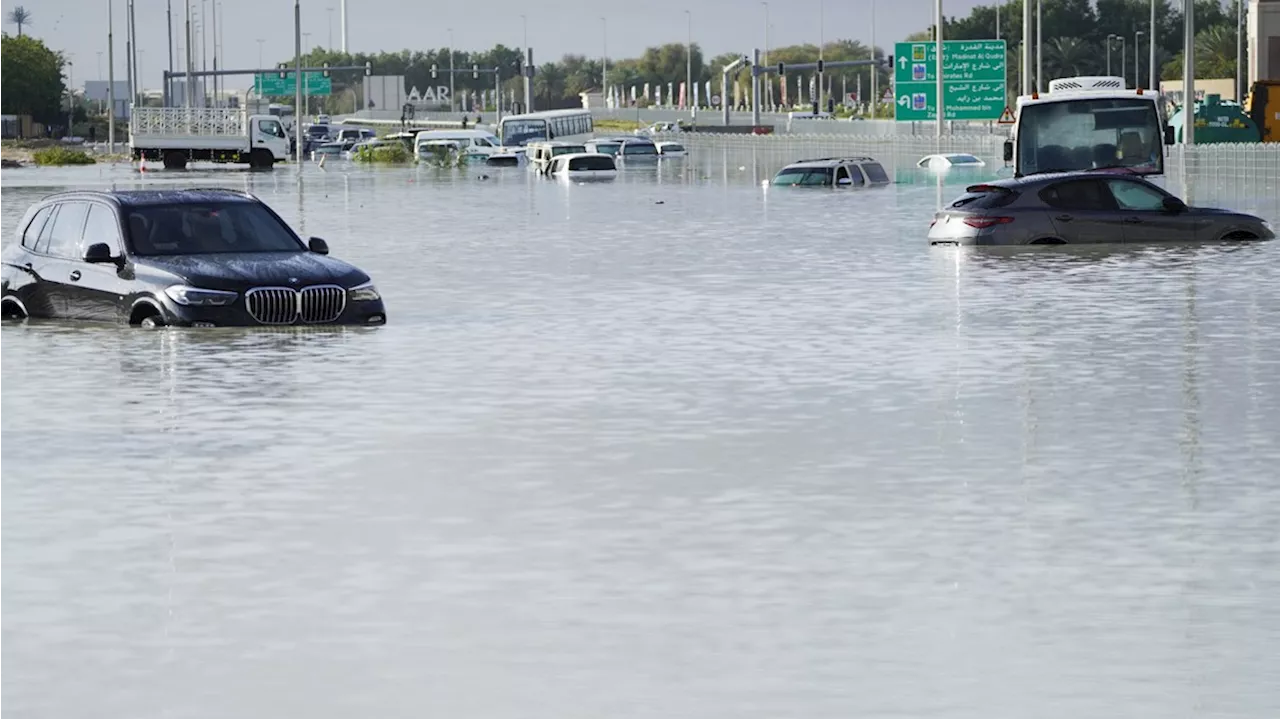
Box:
1123;216;1142;223
69;270;81;281
1054;214;1073;222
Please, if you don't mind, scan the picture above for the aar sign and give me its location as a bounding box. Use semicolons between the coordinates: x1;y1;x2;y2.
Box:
408;86;452;104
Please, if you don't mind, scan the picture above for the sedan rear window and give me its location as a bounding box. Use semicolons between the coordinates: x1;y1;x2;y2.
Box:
951;185;1018;209
568;155;616;171
125;202;304;255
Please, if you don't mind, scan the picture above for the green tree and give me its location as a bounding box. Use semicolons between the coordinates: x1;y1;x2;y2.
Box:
7;6;31;36
1161;24;1240;80
2;33;66;124
1043;37;1096;78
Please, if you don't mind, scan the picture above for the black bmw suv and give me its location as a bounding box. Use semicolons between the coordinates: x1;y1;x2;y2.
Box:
2;189;386;328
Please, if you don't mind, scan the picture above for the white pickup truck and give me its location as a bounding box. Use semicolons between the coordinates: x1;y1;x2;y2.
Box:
130;107;293;169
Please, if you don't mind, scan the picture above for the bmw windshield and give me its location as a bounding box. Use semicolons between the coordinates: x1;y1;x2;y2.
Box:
1017;97;1164;176
125;203;304;255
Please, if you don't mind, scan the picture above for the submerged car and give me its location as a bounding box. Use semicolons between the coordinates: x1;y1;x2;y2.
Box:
656;141;688;157
548;152;617;179
1;189;387;327
771;157;891;188
927;172;1275;246
586;139;623;156
918;153;987;171
616;138;660;161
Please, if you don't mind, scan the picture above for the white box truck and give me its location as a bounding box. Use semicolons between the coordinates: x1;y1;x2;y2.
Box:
130;107;292;169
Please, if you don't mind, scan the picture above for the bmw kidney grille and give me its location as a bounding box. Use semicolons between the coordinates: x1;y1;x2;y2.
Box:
244;285;346;324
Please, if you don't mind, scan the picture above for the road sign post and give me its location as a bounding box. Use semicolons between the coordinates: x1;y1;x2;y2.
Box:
893;40;1006;122
254;71;333;97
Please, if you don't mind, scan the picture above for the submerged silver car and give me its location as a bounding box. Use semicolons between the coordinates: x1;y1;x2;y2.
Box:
928;172;1275;246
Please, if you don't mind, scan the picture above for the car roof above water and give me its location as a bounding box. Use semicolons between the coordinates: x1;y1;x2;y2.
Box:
38;188;257;208
784;156;879;169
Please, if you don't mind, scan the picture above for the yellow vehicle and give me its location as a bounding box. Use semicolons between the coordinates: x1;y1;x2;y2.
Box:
1245;81;1280;143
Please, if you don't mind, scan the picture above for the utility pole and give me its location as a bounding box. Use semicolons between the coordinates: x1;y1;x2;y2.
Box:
166;0;173;105
936;0;944;136
1021;0;1030;95
184;0;193;106
295;0;303;162
1035;0;1042;93
448;28;456;113
521;15;531;111
67;62;74;137
1182;0;1195;144
685;10;693;120
1149;0;1157;92
340;0;347;52
108;0;115;150
817;0;824;113
601;17;608;104
212;2;219;107
869;0;877;119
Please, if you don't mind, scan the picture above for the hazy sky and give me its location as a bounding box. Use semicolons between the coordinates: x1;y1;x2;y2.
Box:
2;0;989;91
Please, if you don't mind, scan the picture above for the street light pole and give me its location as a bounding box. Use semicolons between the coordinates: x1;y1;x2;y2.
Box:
685;9;693;119
520;15;530;111
1035;0;1042;93
818;0;826;113
166;0;173;103
109;0;115;149
1106;35;1114;75
184;0;193;106
257;39;265;68
327;7;334;50
1183;0;1195;144
1149;0;1156;91
1118;35;1126;84
1235;0;1243;100
601;17;608;105
1020;0;1030;95
295;0;303;163
761;2;769;65
1134;30;1145;89
448;28;456;113
936;0;944;135
67;62;74;137
870;0;877;119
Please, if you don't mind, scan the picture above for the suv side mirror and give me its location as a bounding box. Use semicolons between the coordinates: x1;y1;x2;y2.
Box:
1162;196;1187;213
1164;126;1175;145
308;237;330;255
83;242;117;264
1002;140;1014;162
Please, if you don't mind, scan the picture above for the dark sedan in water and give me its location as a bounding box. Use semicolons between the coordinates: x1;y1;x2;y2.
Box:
928;172;1274;246
1;189;386;327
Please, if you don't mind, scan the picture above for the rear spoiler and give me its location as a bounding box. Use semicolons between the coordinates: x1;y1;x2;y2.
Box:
964;184;1014;193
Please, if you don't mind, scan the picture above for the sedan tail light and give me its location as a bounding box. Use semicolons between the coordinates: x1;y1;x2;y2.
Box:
962;216;1015;229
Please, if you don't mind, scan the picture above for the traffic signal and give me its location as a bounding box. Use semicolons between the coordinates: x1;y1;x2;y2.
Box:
278;62;289;80
431;64;438;79
472;64;478;79
322;62;331;78
886;54;893;67
777;62;785;75
364;61;372;76
816;59;824;73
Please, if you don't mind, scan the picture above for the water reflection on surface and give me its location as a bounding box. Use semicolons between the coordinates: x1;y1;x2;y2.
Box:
3;160;1279;719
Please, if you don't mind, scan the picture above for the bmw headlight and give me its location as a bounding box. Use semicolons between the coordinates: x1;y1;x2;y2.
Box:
1262;220;1275;238
348;281;381;302
164;285;238;306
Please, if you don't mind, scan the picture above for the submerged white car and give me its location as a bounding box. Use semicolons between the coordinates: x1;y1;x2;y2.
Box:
548;152;617;179
918;153;987;171
656;141;688;157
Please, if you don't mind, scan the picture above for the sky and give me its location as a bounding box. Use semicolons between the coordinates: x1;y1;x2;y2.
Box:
1;0;988;92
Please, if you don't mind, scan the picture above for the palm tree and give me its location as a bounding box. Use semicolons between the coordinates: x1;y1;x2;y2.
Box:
7;6;31;36
1043;37;1096;79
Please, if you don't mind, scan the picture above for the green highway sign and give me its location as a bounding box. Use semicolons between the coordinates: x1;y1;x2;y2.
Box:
893;40;1006;121
254;72;332;96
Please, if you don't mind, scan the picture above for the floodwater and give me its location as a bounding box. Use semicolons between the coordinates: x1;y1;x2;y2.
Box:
3;157;1279;719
